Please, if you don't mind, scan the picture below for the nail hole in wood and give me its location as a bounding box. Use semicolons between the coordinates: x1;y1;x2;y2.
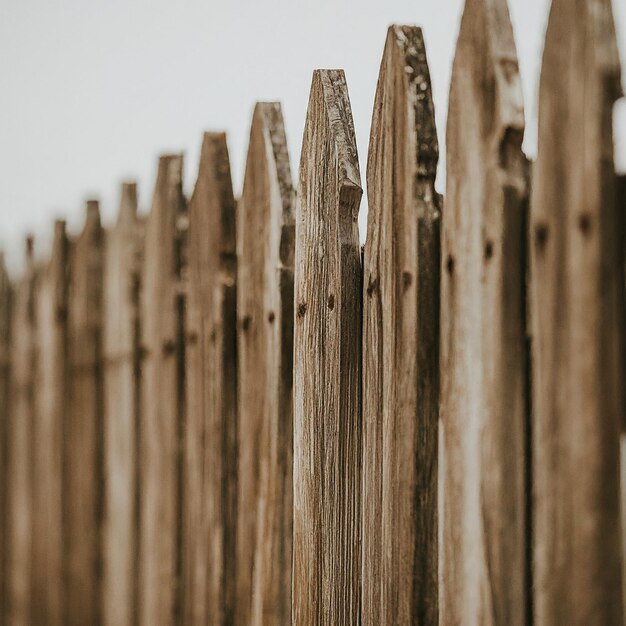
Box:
242;315;252;332
535;223;549;247
366;277;378;297
446;255;455;275
297;302;307;318
484;240;494;260
578;214;592;235
268;311;275;323
402;271;412;291
327;294;335;310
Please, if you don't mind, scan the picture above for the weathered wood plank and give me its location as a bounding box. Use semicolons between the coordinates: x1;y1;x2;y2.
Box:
183;133;238;626
441;0;529;623
235;102;295;626
66;201;105;626
102;183;144;626
293;69;362;626
32;221;69;626
0;252;12;626
139;155;186;626
530;0;624;622
362;25;440;626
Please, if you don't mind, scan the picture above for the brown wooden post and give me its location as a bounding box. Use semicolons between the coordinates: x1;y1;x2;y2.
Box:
32;220;69;626
5;238;35;626
102;183;144;626
530;0;624;622
139;155;186;626
183;133;238;626
66;201;105;625
362;25;440;626
292;69;362;626
0;252;12;626
236;102;295;626
440;0;529;623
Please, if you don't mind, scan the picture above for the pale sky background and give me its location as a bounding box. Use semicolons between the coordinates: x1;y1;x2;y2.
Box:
1;0;625;271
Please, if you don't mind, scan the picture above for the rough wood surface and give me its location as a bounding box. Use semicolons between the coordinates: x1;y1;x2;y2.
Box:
236;102;295;626
139;155;186;626
441;0;529;623
293;69;362;626
362;25;440;626
32;220;69;626
183;133;238;626
66;201;105;626
530;0;624;622
0;252;12;626
102;183;144;626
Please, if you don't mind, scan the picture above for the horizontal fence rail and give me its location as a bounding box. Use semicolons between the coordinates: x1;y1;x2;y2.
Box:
0;0;624;624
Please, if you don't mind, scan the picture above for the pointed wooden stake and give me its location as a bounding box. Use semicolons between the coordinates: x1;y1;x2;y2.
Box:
235;102;295;626
5;238;35;626
293;69;362;626
441;0;529;622
183;133;238;626
530;0;624;621
139;155;186;626
362;25;440;626
66;201;105;625
32;220;69;626
102;183;144;626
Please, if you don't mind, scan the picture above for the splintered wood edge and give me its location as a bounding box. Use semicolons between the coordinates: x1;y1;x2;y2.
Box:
312;70;362;191
453;0;524;137
152;154;184;216
255;102;295;223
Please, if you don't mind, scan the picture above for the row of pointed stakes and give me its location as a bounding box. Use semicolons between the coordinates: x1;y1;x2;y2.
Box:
1;0;625;622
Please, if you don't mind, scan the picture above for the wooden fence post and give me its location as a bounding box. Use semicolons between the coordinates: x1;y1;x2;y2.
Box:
236;102;295;626
66;201;105;625
183;133;238;626
102;183;144;626
139;155;186;626
293;69;362;626
530;0;624;622
441;0;529;623
32;220;69;626
0;252;11;626
5;238;35;626
362;25;440;626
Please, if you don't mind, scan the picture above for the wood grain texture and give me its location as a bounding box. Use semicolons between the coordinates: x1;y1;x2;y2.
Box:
183;133;238;626
441;0;529;623
66;201;105;626
293;69;362;626
530;0;624;622
0;252;12;626
102;183;144;626
5;239;35;626
32;220;69;626
139;155;186;626
236;102;295;626
362;25;440;626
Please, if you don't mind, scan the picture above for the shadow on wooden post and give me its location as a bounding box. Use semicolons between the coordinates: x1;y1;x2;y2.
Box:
530;0;624;622
139;155;186;626
293;69;362;626
102;183;144;626
441;0;529;623
183;133;238;626
236;102;295;626
32;220;69;626
362;24;441;626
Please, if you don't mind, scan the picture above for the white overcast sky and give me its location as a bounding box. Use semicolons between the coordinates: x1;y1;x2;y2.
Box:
1;0;625;269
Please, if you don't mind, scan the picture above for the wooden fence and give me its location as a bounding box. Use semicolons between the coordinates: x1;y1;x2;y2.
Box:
1;0;625;623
